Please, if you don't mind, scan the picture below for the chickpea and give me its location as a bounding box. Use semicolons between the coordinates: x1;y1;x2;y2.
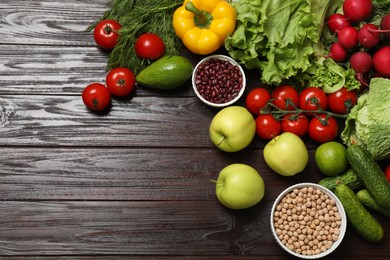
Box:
273;187;343;256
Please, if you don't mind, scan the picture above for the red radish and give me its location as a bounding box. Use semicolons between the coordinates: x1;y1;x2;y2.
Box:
343;0;373;24
328;42;348;62
380;13;390;39
338;27;358;50
358;24;381;48
350;51;373;74
327;13;351;34
373;46;390;77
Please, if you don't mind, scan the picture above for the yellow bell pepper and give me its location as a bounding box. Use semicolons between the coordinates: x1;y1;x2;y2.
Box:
172;0;236;55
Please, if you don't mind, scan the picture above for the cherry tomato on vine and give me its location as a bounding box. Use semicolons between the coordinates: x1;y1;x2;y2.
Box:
82;83;111;111
93;20;121;50
308;115;338;143
299;87;328;115
106;67;136;97
271;85;299;110
255;114;282;140
135;33;165;60
327;87;358;114
385;164;390;182
245;87;271;115
281;113;309;138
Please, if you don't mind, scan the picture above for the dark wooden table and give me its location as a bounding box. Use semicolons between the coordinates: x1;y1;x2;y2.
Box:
1;1;388;259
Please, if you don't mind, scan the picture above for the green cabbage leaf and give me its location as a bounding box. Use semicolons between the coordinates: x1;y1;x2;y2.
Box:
341;78;390;160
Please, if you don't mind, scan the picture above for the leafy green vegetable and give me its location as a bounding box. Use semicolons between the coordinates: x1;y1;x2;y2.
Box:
305;58;360;93
225;0;362;91
225;0;329;85
341;78;390;160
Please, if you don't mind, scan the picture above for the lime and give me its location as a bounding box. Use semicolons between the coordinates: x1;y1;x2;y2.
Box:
315;141;348;176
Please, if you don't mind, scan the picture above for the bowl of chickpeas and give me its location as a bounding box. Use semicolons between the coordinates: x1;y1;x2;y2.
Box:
270;183;347;259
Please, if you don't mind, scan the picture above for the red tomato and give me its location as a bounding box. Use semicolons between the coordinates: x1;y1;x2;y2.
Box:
281;113;309;138
93;20;121;50
82;83;111;111
255;114;282;140
245;87;271;115
135;33;165;60
308;115;338;143
327;87;358;114
385;164;390;182
299;87;328;115
271;85;299;110
106;67;136;97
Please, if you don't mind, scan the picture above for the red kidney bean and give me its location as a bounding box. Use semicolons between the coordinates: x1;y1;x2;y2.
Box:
195;58;243;104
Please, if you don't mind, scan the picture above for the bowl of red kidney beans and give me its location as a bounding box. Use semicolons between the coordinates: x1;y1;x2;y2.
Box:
192;55;246;108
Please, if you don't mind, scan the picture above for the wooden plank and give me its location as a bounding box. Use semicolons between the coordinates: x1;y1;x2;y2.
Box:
0;45;108;95
0;147;322;201
0;94;321;148
0;200;278;256
0;95;214;147
0;201;388;257
0;0;108;46
0;45;202;96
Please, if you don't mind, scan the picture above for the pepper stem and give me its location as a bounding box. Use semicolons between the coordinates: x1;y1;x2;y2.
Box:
185;2;212;29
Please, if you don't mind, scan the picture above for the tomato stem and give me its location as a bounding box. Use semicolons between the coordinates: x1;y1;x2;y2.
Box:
260;100;347;120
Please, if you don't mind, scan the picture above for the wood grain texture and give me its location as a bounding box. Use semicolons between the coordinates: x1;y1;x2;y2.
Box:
0;95;212;147
0;94;321;148
0;147;323;201
0;0;388;258
0;201;388;257
0;45;203;96
0;0;107;46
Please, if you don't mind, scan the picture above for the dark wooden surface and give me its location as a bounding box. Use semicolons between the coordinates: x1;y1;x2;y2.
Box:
0;1;388;259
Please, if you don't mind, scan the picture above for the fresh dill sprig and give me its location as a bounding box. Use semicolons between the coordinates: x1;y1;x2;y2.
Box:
88;0;183;74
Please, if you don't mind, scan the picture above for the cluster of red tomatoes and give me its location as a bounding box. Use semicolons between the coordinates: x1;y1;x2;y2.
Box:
326;0;390;82
245;85;358;143
82;20;166;111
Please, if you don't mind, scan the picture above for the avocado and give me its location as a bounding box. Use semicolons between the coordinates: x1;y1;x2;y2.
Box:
136;55;193;90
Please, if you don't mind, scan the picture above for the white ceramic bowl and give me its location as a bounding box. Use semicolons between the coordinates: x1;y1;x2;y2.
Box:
270;183;347;259
192;55;246;108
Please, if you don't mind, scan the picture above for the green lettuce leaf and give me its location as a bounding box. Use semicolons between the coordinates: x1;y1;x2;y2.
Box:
306;58;361;93
341;78;390;160
225;0;326;85
225;0;363;92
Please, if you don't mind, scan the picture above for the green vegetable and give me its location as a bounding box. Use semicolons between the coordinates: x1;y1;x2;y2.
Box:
357;189;390;218
335;184;384;243
305;58;360;93
346;144;390;208
225;0;326;85
87;0;183;74
136;56;193;90
224;0;360;91
341;77;390;160
318;169;362;192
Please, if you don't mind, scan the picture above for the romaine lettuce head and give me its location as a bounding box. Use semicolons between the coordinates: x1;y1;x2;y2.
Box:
341;78;390;160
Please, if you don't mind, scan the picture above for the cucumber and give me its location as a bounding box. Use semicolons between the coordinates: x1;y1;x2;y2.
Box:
346;144;390;208
318;169;362;192
335;184;384;242
357;189;390;218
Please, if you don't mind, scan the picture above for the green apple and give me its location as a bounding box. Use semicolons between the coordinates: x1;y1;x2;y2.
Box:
213;163;265;210
209;106;256;152
263;132;309;176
